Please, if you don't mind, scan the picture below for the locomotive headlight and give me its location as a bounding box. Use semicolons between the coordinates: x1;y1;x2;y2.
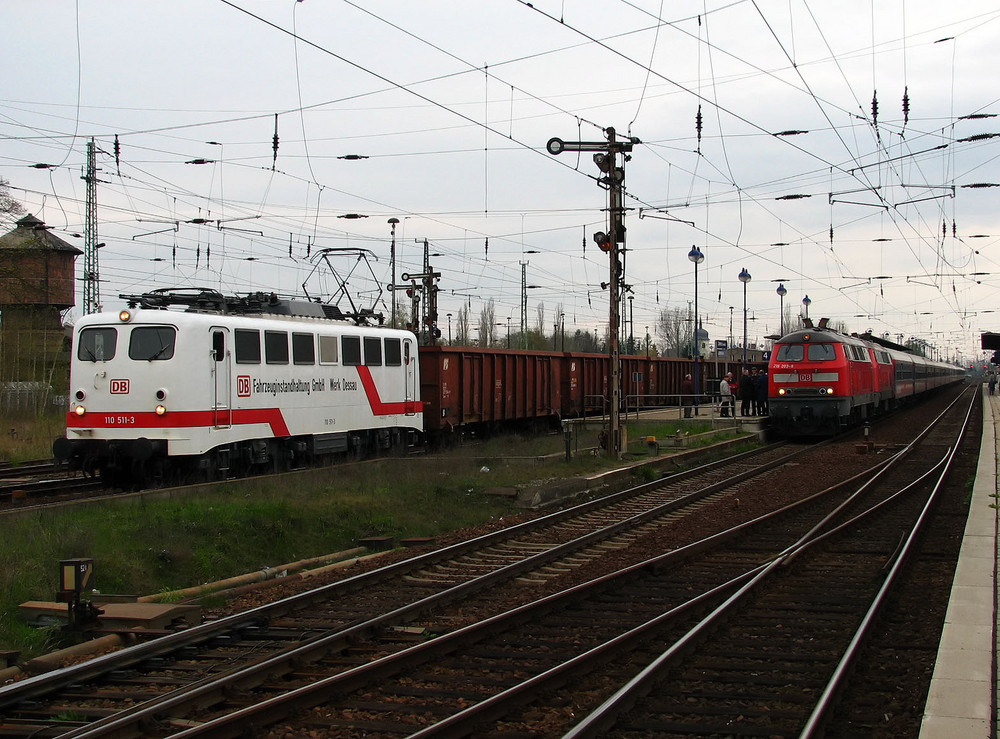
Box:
825;387;834;395
155;404;167;416
778;388;787;395
118;309;132;323
74;405;86;416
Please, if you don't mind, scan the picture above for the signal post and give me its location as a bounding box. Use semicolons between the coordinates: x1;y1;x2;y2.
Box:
547;127;638;458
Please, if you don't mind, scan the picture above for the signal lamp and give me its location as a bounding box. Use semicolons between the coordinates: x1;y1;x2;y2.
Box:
74;405;86;416
119;310;132;323
155;405;167;416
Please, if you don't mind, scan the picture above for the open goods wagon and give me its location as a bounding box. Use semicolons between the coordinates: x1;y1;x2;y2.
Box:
419;345;763;436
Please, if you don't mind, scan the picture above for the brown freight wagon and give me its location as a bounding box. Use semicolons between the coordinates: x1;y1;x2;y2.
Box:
419;345;765;437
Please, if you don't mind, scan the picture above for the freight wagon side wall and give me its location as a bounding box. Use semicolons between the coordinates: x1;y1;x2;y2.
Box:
422;345;769;431
420;346;563;433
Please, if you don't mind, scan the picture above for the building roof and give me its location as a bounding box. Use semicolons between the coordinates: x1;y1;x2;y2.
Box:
0;214;83;255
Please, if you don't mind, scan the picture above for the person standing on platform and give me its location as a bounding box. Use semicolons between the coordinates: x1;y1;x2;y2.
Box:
680;374;695;418
990;375;996;395
755;369;768;415
739;368;755;417
719;372;734;417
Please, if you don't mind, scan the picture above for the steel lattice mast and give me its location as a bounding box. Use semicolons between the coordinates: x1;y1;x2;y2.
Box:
83;138;101;314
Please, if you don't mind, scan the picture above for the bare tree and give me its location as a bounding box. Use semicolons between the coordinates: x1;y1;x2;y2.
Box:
534;301;546;337
455;303;471;345
655;306;689;357
0;178;25;228
478;298;496;346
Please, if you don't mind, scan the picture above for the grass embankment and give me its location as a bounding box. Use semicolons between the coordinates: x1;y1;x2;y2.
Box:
0;417;747;659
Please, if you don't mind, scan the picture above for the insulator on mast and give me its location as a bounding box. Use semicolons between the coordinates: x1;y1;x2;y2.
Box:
695;104;703;152
272;113;279;171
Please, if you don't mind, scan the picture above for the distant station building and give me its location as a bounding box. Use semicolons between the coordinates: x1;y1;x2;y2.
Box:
0;214;82;410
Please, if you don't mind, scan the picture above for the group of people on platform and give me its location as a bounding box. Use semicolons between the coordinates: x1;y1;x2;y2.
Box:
728;367;768;417
680;367;768;418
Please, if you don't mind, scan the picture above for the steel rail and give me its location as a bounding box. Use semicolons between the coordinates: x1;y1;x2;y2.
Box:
562;387;976;738
0;441;784;711
28;446;809;737
118;443;930;737
799;388;978;737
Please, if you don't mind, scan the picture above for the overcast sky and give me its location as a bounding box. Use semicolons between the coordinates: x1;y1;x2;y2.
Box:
3;0;999;362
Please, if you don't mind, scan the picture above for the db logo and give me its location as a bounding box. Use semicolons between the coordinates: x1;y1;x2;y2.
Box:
237;375;252;397
110;379;130;394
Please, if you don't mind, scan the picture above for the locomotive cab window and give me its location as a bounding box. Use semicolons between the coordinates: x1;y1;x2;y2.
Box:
292;333;315;365
776;344;804;362
318;335;339;365
77;327;117;362
807;344;836;361
129;326;176;361
265;331;289;365
342;335;362;366
364;336;382;366
385;337;402;367
234;329;261;364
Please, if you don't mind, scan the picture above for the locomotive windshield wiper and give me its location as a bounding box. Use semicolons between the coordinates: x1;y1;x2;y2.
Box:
146;343;172;361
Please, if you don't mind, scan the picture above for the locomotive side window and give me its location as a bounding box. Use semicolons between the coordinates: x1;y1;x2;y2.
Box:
234;329;261;364
292;332;315;365
318;335;339;364
342;336;362;366
364;336;382;366
385;337;402;366
212;331;225;362
265;331;289;365
77;327;117;361
776;344;804;361
129;326;176;361
806;344;836;361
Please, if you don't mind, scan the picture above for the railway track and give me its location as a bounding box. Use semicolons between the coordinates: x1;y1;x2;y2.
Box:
0;437;853;737
0;459;58;479
159;387;976;738
0;471;104;508
0;385;973;737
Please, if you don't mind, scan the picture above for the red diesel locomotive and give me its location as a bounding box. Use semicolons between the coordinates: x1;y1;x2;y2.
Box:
768;320;964;436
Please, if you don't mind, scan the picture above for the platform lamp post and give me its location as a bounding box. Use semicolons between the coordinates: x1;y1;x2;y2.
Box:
689;246;705;412
802;294;811;322
739;267;751;366
776;283;787;336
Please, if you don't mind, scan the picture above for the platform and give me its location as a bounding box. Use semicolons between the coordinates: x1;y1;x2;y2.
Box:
919;386;998;736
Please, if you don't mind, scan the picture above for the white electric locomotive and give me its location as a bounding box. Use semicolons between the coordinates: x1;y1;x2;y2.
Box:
53;289;423;485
